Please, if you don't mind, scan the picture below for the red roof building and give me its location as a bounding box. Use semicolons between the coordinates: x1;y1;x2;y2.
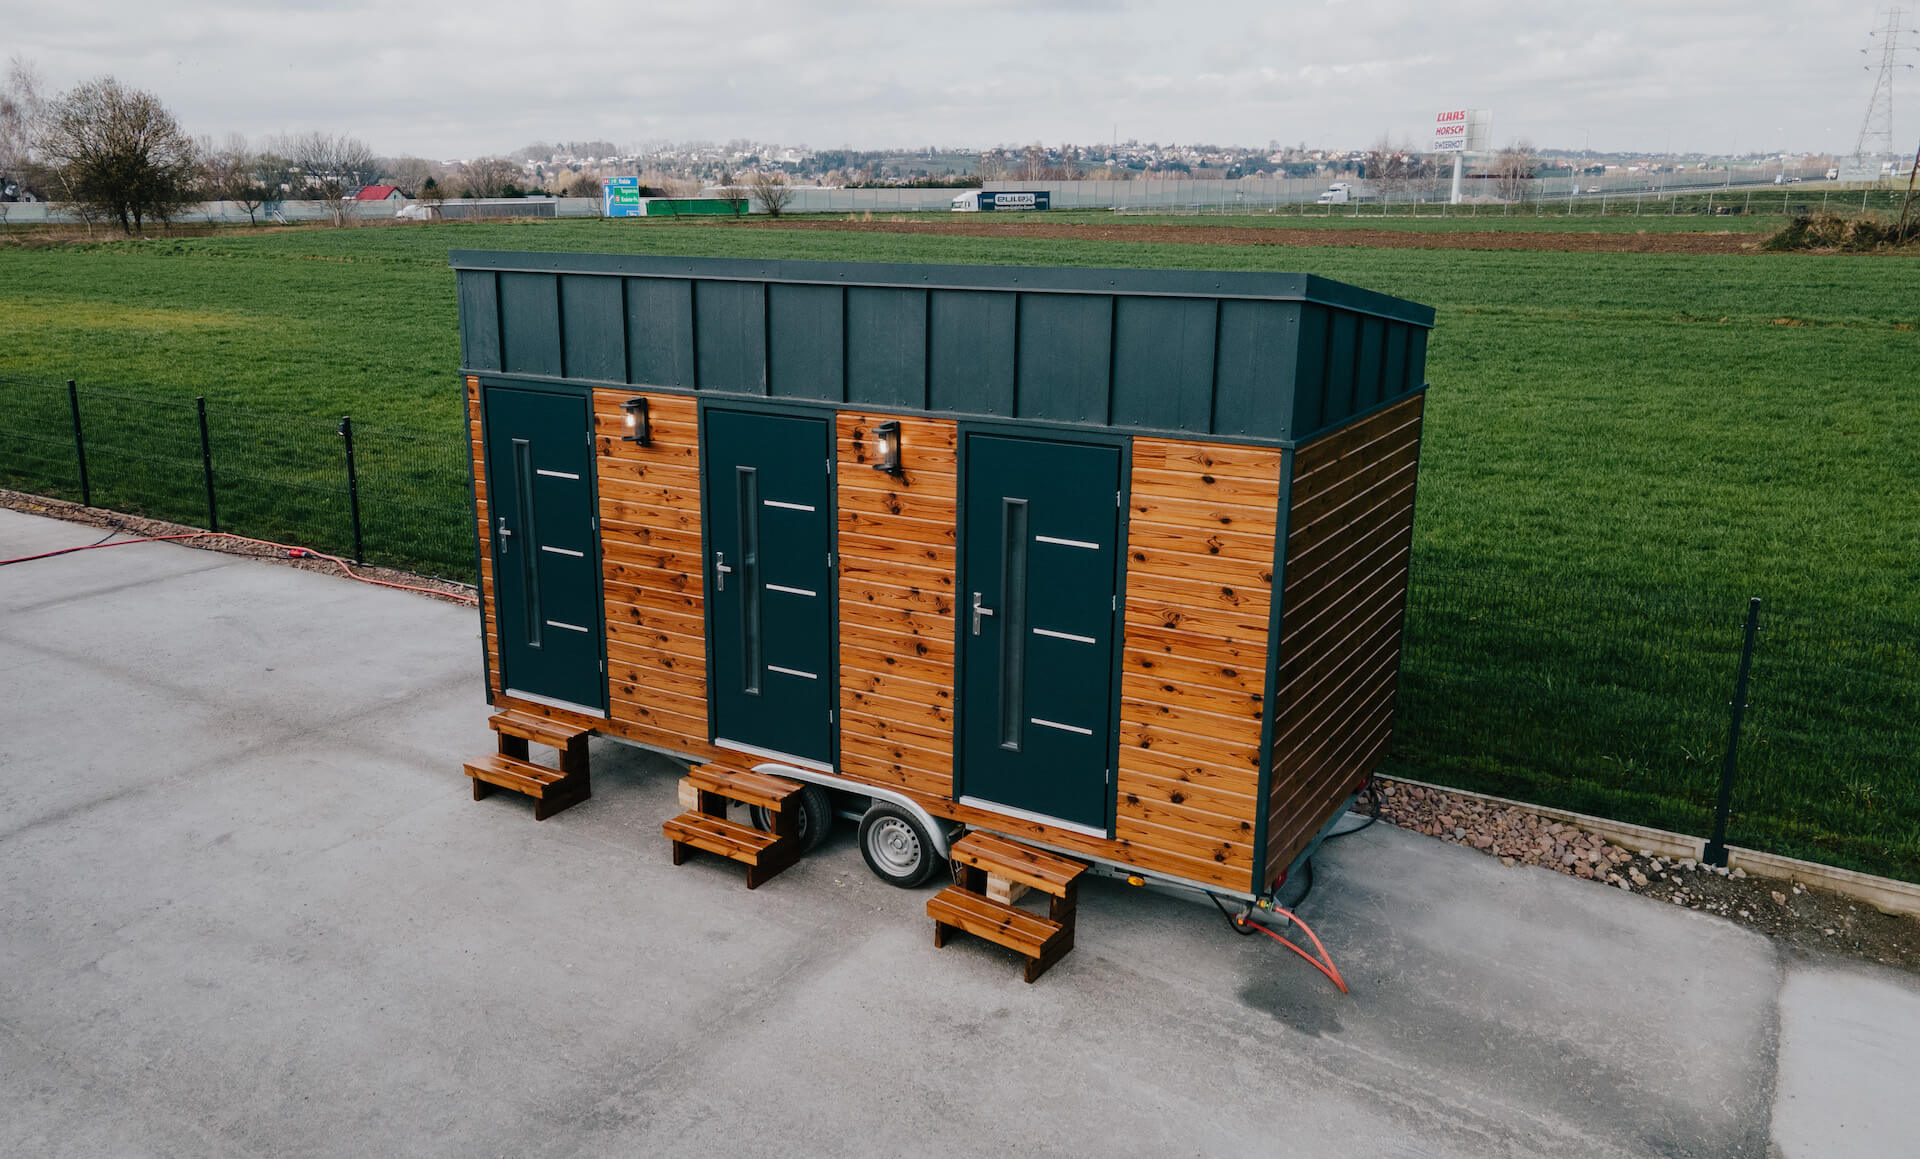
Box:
353;185;406;202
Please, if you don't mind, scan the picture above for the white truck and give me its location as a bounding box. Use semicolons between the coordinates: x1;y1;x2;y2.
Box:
1315;183;1352;205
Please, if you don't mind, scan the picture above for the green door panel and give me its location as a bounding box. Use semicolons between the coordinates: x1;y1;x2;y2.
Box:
704;408;834;763
959;433;1122;829
483;386;605;711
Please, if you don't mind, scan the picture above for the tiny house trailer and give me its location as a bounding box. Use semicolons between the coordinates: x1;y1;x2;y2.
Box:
454;251;1433;911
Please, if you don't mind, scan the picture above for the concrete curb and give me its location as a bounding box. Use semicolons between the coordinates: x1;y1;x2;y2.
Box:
1384;776;1920;920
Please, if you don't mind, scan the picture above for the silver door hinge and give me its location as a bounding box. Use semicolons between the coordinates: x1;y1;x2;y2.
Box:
829;708;836;723
826;458;833;477
827;551;836;570
1111;594;1117;612
1115;490;1122;507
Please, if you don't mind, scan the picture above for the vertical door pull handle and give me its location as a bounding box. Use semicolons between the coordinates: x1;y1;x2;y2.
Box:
496;517;511;553
971;591;995;635
714;551;732;592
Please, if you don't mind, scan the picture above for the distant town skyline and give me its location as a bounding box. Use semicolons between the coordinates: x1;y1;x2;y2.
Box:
11;0;1904;160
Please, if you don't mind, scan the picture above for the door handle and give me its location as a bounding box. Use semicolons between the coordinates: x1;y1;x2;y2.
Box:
714;551;732;592
971;591;995;636
496;517;511;553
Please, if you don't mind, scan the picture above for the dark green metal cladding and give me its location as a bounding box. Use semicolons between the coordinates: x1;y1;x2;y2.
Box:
450;252;1435;447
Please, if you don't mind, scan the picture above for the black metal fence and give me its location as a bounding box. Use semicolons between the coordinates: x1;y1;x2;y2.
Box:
1392;563;1920;880
4;376;1914;879
0;376;472;579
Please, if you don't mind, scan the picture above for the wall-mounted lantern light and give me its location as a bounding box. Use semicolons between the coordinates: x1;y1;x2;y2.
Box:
872;420;903;475
621;396;650;445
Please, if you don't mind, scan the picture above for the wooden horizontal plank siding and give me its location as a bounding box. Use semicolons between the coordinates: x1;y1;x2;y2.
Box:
1116;437;1282;892
594;389;713;756
837;414;959;798
1265;393;1425;886
469;377;502;696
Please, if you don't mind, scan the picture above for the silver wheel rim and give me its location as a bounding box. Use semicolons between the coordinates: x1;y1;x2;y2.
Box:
866;817;922;877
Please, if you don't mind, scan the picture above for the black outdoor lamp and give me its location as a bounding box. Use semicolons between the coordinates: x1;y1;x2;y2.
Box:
621;396;650;445
872;420;902;475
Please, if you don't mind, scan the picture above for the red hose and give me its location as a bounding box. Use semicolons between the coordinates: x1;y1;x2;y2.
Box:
0;529;476;604
1238;907;1349;994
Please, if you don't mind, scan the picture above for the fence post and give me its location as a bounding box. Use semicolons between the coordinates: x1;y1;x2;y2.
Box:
338;415;364;565
67;379;91;507
1703;597;1762;867
195;395;218;533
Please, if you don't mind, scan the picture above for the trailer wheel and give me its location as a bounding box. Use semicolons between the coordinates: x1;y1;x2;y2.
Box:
858;804;941;888
749;783;833;854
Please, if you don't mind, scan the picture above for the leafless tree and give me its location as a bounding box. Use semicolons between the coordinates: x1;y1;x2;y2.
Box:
564;170;603;199
712;170;747;217
416;175;445;219
748;170;793;217
1491;139;1537;202
381;155;435;197
202;133;272;224
1;56;47;206
281;131;377;225
975;149;1008;181
1022;143;1047;181
1365;136;1430;204
37;77;198;233
458;155;518;199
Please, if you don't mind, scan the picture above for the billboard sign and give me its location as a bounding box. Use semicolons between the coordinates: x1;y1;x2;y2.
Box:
603;176;642;218
1431;109;1491;154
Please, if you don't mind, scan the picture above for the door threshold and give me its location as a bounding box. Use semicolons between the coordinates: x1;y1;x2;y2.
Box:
714;737;833;774
502;688;607;719
957;795;1109;840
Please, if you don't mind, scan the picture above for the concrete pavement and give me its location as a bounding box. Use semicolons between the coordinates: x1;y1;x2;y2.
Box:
3;507;1916;1158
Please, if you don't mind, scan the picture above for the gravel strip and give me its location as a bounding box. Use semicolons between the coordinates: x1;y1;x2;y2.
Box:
1376;778;1919;974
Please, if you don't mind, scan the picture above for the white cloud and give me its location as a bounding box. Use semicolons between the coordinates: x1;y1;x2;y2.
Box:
9;0;1895;156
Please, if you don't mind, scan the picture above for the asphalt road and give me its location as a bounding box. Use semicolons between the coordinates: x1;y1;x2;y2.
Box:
3;507;1915;1158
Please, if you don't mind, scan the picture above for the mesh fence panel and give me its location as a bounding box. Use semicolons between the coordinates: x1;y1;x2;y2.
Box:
3;377;1914;874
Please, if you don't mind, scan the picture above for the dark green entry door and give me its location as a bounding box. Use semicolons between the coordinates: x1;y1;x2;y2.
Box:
959;434;1122;830
704;409;834;765
484;386;605;712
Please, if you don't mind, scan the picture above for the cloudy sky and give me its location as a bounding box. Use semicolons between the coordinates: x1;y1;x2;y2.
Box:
11;1;1901;159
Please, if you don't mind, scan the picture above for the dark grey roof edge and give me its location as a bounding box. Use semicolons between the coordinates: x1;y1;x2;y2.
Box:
447;250;1435;328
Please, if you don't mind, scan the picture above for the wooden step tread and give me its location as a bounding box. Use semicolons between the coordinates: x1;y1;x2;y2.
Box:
488;709;591;748
687;764;804;812
663;811;783;864
465;752;568;796
927;886;1062;957
950;832;1088;897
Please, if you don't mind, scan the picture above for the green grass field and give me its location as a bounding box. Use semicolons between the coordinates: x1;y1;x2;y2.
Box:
4;217;1916;880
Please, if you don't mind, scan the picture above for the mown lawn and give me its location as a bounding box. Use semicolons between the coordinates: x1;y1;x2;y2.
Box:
3;217;1915;879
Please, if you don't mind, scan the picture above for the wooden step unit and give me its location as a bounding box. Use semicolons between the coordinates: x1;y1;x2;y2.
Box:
928;832;1087;983
464;709;592;820
662;765;804;889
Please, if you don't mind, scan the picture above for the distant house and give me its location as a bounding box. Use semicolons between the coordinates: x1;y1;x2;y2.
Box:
353;185;406;202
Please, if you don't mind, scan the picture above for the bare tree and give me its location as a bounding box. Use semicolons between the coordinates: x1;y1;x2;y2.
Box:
282;131;377;225
1;56;47;206
38;77;198;233
564;170;603;199
975;149;1008;181
712;169;746;217
458;156;518;199
748;170;793;217
1364;136;1430;204
381;155;435;197
201;133;272;224
1022;143;1047;181
1491;139;1536;202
